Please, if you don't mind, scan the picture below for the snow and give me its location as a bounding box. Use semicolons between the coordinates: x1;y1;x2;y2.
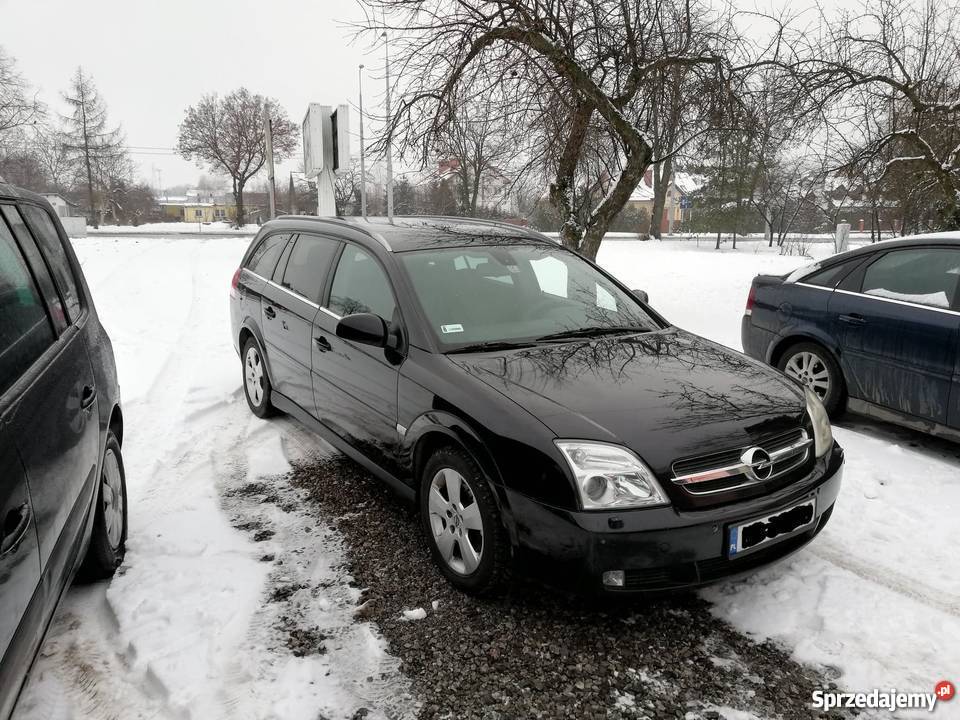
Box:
401;608;427;621
865;287;950;308
84;221;259;235
15;236;415;720
14;234;958;718
596;238;960;715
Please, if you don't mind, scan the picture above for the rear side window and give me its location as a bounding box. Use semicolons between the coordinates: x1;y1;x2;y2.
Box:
246;233;290;277
0;219;55;396
20;204;81;323
802;258;861;288
860;248;960;309
280;234;340;303
328;245;396;320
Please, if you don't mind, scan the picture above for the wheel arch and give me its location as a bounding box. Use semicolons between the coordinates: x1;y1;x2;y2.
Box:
238;320;275;383
769;331;842;368
108;404;124;446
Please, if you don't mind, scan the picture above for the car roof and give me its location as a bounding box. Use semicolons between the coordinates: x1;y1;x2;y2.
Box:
0;179;53;208
268;214;553;252
825;232;960;265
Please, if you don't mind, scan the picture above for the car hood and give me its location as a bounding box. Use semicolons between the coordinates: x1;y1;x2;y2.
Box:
448;329;807;477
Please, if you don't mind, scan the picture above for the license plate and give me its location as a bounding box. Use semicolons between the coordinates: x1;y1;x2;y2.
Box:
727;498;816;558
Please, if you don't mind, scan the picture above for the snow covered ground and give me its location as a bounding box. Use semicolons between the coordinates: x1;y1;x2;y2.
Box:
13;234;958;719
15;236;415;720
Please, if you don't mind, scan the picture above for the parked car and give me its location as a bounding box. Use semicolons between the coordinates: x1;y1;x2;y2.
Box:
743;234;960;440
230;216;843;595
0;181;127;719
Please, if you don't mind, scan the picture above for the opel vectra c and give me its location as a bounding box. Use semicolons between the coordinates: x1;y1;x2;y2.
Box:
229;216;843;595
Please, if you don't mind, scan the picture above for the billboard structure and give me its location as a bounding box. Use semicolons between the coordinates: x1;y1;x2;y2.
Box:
302;103;351;215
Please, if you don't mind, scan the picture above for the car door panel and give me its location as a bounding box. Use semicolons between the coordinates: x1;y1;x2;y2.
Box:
312;245;403;475
830;247;960;424
0;442;41;664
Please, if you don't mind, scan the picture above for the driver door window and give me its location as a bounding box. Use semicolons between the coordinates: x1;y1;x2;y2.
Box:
328;246;396;321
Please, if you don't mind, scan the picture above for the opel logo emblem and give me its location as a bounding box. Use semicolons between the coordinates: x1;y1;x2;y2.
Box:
741;447;773;481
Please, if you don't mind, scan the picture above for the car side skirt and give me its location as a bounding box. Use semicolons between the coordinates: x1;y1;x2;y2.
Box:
270;391;416;502
847;397;960;443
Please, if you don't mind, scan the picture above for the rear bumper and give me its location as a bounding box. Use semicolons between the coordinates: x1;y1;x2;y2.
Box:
740;313;775;361
506;443;844;593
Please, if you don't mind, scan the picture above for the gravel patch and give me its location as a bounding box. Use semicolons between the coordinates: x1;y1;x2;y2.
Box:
290;455;854;720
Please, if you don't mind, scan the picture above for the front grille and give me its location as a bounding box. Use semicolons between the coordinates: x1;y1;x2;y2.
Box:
670;428;811;496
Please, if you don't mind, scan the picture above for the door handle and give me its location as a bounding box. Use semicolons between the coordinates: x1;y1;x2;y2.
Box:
838;313;866;325
264;306;277;320
314;336;332;352
1;504;31;556
80;385;97;411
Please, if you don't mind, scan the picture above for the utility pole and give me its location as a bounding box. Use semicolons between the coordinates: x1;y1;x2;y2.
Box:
359;63;367;218
264;102;277;219
382;31;394;222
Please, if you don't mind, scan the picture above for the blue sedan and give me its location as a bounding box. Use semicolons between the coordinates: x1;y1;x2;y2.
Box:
742;234;960;440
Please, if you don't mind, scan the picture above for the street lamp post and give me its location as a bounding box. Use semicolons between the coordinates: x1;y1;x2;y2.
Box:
382;31;394;222
359;63;367;218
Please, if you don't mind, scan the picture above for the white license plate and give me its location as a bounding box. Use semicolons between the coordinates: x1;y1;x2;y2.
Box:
727;498;816;558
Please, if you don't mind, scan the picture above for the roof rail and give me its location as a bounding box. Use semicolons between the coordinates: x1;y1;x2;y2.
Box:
272;214;391;250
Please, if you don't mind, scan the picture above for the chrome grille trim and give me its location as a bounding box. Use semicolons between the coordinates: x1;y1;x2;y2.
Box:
671;430;812;495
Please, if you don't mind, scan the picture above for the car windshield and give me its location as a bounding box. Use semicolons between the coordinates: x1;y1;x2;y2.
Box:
398;243;664;350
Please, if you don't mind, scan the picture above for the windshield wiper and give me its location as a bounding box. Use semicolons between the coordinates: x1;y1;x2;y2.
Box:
534;326;649;342
445;340;538;354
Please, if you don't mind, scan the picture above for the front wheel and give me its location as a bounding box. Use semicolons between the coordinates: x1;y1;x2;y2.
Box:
78;431;127;581
420;446;510;596
777;342;845;417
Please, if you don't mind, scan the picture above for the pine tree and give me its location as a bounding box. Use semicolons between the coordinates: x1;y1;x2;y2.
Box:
61;68;126;228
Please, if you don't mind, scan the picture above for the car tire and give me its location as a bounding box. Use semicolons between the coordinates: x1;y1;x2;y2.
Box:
777;341;845;417
78;431;127;581
242;336;276;418
420;446;510;596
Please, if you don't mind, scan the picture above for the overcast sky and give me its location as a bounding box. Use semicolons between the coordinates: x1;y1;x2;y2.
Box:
1;0;378;190
2;0;873;192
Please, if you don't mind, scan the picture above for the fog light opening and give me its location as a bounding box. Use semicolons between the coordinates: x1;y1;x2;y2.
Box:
602;570;625;587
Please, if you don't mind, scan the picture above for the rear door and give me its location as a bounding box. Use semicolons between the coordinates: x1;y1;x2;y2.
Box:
0;224;44;669
830;246;960;424
262;233;340;413
313;243;404;474
1;203;100;569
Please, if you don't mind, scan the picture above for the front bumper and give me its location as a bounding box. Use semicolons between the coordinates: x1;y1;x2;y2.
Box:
505;442;844;593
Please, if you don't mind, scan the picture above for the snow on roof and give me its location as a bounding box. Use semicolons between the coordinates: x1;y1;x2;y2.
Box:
630;182;655;202
673;172;704;194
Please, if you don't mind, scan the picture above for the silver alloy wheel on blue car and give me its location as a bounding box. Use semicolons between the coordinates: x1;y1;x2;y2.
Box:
783;350;831;400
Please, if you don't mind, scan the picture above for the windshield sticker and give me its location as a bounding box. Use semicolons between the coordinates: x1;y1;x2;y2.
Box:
441;324;464;334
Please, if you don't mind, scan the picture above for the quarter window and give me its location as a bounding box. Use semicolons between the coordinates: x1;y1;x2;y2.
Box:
328;246;396;320
281;234;340;303
802;258;860;289
860;248;960;310
19;204;82;323
0;218;55;396
246;233;290;278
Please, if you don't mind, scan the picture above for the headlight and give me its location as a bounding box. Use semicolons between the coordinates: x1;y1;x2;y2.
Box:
804;387;834;458
554;441;670;510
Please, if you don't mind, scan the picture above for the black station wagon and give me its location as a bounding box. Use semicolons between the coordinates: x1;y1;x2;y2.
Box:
230;216;843;595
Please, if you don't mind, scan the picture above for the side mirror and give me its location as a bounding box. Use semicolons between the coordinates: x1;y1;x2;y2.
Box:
336;313;388;347
632;289;649;304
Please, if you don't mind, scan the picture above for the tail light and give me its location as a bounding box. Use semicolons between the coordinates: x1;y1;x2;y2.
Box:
745;284;756;316
230;267;241;298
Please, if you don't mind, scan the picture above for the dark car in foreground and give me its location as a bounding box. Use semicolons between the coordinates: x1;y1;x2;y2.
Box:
230;216;843;595
0;181;127;719
743;234;960;440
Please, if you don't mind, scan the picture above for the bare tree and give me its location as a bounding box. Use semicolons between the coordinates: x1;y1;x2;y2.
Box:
61;68;127;228
0;47;43;137
797;0;960;229
359;0;769;260
335;159;364;215
176;89;297;228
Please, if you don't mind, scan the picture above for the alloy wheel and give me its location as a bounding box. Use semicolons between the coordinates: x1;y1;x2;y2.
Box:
101;448;125;550
245;346;265;407
783;350;830;399
427;468;484;575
